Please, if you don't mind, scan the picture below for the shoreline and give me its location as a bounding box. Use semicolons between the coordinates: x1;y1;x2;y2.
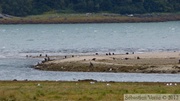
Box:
33;51;180;74
1;13;180;24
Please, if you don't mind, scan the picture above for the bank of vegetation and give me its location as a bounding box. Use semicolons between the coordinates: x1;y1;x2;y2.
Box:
0;13;180;24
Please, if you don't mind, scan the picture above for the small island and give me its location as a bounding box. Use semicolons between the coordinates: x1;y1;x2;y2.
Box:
34;52;180;74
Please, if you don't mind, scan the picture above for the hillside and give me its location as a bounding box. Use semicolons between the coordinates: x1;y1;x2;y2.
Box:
0;0;180;17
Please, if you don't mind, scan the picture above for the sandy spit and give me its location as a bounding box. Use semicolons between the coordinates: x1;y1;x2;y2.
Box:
33;52;180;73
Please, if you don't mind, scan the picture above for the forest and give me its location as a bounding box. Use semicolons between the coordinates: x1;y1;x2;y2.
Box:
0;0;180;16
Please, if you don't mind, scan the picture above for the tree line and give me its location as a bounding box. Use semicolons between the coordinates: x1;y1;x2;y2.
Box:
0;0;180;16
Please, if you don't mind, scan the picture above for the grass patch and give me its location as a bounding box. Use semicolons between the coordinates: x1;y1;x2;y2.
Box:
0;81;179;101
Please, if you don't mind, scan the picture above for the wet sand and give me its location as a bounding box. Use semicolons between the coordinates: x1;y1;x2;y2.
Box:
33;52;180;73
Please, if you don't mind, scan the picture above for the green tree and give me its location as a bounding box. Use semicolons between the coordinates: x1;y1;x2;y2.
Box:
0;8;1;13
100;0;112;11
32;0;53;14
143;0;169;12
73;0;86;12
2;0;33;16
86;0;95;12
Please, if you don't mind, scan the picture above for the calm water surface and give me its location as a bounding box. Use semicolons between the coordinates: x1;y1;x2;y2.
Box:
0;21;180;82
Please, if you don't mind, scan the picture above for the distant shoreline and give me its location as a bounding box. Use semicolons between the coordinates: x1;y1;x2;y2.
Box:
0;13;180;24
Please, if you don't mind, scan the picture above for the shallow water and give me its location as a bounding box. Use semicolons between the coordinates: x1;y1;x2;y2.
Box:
0;58;180;82
0;21;180;82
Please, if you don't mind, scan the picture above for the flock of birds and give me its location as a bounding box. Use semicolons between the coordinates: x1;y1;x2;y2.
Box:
27;51;180;66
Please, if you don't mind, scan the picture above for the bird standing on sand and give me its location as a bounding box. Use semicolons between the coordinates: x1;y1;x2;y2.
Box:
47;57;50;61
89;62;94;67
92;58;96;61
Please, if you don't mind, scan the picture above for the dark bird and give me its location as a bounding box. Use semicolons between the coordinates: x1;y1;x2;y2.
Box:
92;58;96;61
125;58;129;60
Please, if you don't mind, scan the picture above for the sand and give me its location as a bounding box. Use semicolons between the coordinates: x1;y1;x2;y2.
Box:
33;52;180;73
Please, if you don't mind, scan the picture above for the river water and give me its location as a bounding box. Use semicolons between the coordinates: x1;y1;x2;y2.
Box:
0;21;180;82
